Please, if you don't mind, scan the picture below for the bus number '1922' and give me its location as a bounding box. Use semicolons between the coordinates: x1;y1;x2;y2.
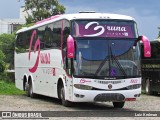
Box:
130;79;138;83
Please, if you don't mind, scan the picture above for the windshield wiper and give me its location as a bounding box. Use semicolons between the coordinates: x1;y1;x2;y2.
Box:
94;44;127;77
110;46;127;77
94;56;109;76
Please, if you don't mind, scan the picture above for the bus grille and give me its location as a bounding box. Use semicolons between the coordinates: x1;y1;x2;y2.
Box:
94;93;125;102
96;80;122;84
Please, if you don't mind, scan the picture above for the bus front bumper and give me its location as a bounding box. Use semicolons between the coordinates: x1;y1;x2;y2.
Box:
71;88;141;102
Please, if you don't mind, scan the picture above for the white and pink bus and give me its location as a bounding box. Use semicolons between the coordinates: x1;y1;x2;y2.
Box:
15;12;151;108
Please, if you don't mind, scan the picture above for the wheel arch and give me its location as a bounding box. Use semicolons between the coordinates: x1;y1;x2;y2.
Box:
23;74;28;91
27;73;34;83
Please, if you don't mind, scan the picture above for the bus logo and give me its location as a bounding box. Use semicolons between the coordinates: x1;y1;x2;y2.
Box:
108;84;112;89
80;79;91;83
84;22;105;37
28;30;40;73
28;30;51;73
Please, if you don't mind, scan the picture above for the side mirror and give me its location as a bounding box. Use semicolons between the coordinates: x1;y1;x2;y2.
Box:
67;35;75;58
138;35;151;57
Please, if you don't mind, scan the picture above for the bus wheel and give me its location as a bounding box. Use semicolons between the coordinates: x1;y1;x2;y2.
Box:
25;82;30;97
145;79;152;95
113;102;125;108
60;86;72;107
28;81;36;98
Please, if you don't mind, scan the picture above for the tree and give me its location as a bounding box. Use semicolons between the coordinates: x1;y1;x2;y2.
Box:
0;34;15;70
0;50;6;72
24;0;66;24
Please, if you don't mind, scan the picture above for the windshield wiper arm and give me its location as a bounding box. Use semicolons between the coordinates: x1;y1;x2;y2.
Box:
110;46;127;77
94;55;109;76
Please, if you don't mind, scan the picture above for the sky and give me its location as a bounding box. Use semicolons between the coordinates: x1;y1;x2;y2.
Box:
0;0;159;40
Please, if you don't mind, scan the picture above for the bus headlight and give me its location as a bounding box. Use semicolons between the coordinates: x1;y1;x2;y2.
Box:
126;84;141;90
74;84;93;90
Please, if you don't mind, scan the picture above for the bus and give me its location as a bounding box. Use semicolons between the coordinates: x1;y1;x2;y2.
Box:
15;12;151;108
141;40;160;95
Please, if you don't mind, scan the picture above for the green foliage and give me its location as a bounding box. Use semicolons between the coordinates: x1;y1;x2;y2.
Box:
0;72;22;95
24;0;66;24
0;51;6;72
0;34;15;70
0;80;25;95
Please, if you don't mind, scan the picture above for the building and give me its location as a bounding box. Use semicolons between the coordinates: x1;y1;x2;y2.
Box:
0;19;25;34
0;7;26;35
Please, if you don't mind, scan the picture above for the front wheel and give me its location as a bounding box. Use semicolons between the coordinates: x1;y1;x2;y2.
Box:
60;86;72;107
113;102;125;108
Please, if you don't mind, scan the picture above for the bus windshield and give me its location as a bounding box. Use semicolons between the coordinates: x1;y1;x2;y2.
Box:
74;39;140;79
72;20;140;79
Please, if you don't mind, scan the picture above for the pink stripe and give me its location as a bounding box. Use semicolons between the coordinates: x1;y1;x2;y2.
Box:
28;30;41;73
35;15;61;25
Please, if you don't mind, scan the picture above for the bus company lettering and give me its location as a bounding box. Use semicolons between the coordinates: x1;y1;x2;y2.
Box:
77;21;134;38
107;26;126;32
43;68;56;76
40;53;50;64
28;30;51;73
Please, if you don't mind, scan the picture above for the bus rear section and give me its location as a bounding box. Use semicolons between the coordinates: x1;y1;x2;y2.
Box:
141;40;160;95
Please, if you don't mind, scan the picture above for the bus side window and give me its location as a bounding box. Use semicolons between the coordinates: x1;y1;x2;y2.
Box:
44;26;52;48
16;33;26;53
37;26;45;49
53;21;61;49
52;28;58;48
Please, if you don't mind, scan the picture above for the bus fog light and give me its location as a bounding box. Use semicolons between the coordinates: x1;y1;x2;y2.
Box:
74;93;85;98
74;93;79;97
80;95;84;98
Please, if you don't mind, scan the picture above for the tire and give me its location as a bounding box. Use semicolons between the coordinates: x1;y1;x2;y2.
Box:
145;79;152;95
113;102;125;108
25;82;30;97
60;86;72;107
28;81;36;98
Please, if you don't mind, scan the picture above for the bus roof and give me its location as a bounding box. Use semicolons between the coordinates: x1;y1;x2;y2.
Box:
16;12;135;34
149;39;160;43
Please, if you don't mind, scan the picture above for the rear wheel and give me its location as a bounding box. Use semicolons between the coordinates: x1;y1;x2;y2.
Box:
145;79;152;95
25;82;30;97
60;85;72;107
113;102;125;108
28;81;36;98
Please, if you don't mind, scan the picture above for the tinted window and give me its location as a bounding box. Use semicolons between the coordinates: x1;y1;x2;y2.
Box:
16;20;63;53
16;30;32;53
37;21;62;49
76;39;135;60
